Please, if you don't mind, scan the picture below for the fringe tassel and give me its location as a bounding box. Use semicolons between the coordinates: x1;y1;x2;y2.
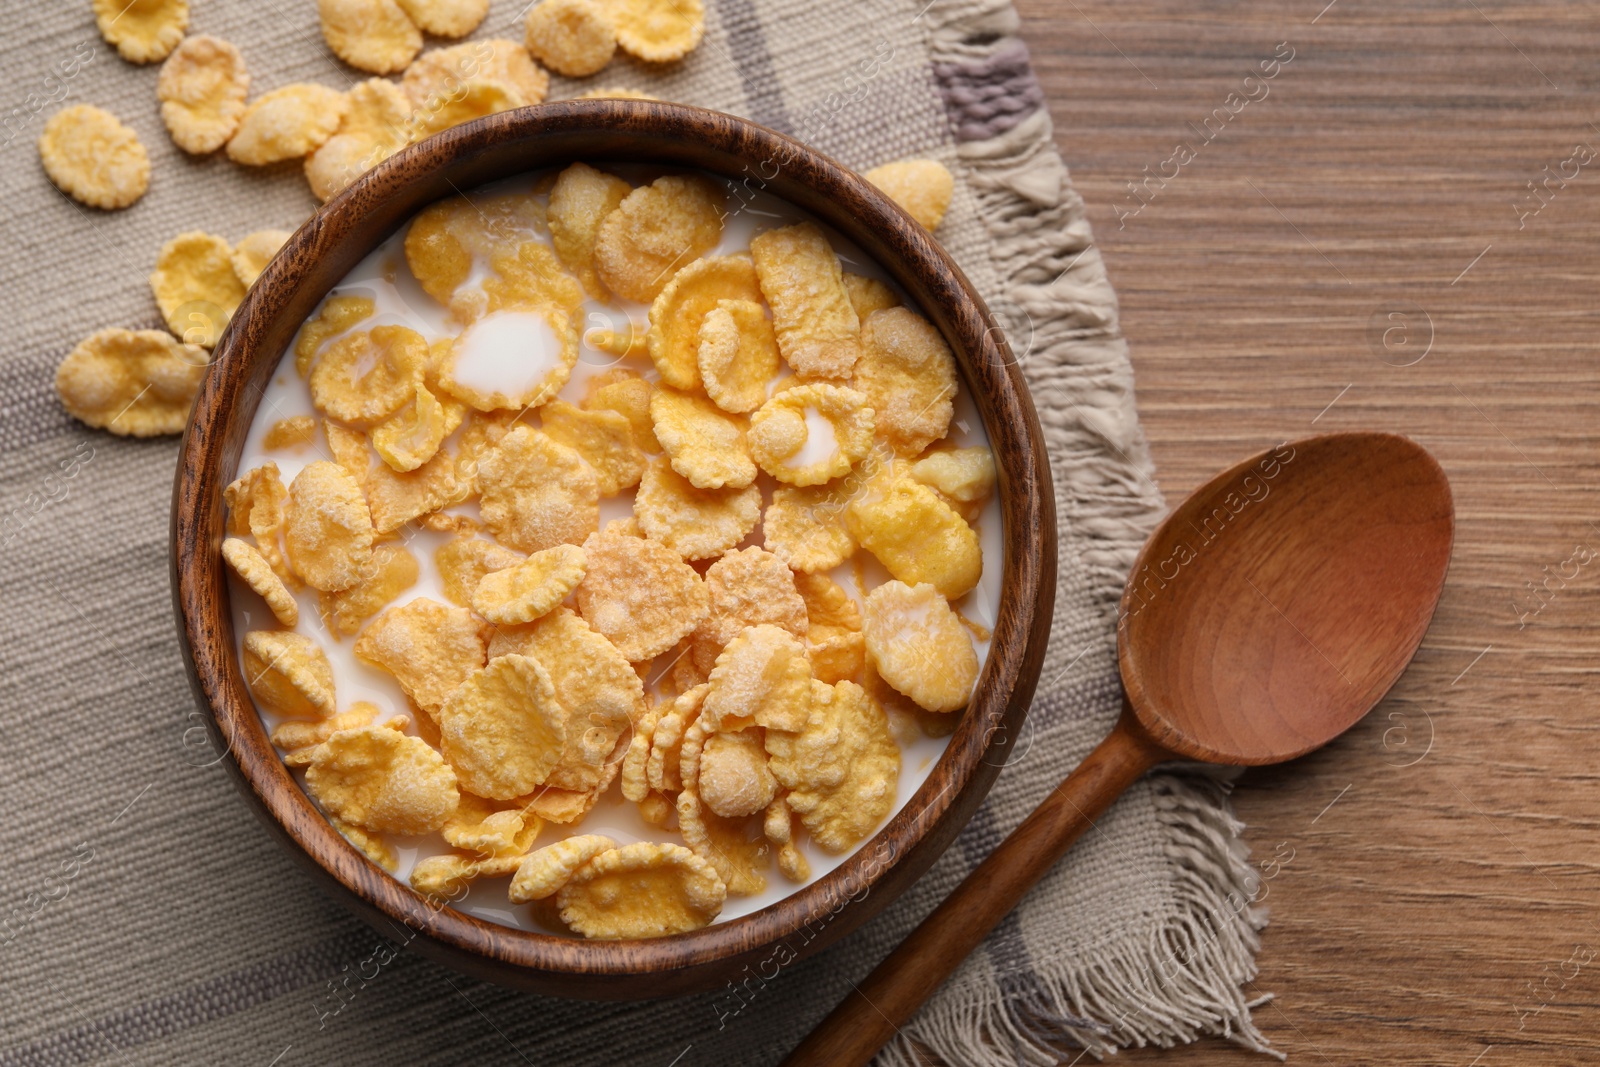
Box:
876;1;1281;1061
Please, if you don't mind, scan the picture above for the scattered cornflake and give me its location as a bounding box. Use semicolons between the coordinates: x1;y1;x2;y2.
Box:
38;106;150;210
355;597;488;717
863;159;955;231
402;39;548;114
94;0;188;64
470;544;586;625
577;527;710;661
227;83;348;165
305;79;412;202
150;232;247;349
747;382;874;487
750;222;860;379
855;306;957;456
307;725;460;834
242;630;336;719
650;388;755;490
593;174;724;303
509;834;617;902
272;703;379;765
584;370;659;452
539;399;646;496
547;162;632;299
525;0;616;77
556;842;725;939
224;462;294;586
609;0;704;63
222;537;299;627
697;299;778;414
410;851;522;896
443;792;541;856
54;328;206;436
397;0;489;38
842;272;900;320
436;535;525;608
318;542;419;637
862;580;978;713
318;0;422;74
677;784;768;895
438;653;568;800
693;546;807;672
761;484;857;574
702;624;812;735
647;255;762;390
848;476;981;599
477;426;600;553
295;294;375;378
284;460;375;592
766;679;899;853
157;36;249;154
231;230;291;288
633;455;759;561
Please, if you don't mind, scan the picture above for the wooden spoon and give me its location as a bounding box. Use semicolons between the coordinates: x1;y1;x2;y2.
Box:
782;431;1453;1067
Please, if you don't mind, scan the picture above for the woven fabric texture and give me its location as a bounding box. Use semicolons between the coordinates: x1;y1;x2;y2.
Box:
0;2;1271;1064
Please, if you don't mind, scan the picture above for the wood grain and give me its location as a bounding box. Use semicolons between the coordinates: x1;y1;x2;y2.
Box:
170;102;1056;998
1014;0;1600;1061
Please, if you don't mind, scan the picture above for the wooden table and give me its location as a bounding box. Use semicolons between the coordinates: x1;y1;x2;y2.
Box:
1013;0;1600;1061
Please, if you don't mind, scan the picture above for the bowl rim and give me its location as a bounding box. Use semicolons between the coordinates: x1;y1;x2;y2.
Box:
171;100;1056;994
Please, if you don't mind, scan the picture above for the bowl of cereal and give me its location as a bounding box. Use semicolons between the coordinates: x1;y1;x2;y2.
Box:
173;101;1055;997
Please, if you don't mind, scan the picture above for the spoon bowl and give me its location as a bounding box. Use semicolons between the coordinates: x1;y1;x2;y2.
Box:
1120;433;1454;764
782;431;1454;1067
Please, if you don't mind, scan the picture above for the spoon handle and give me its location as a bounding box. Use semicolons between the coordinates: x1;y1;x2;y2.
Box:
779;713;1168;1067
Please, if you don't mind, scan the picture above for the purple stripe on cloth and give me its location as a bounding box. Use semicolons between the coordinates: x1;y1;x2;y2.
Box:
933;38;1046;142
715;0;795;135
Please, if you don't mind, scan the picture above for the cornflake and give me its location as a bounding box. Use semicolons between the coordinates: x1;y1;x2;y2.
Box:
397;0;489;38
698;729;777;819
39;106;150;210
222;537;299;627
766;680;899;853
747;383;874;487
150;232;247;349
910;446;996;520
227;84;348;166
634;456;759;561
797;572;865;684
55;329;206;437
610;0;704;63
263;415;315;450
647;683;705;793
365;449;465;533
94;0;188;63
583;370;659;453
158;36;249;154
284;460;376;592
530;400;639;496
318;542;419;637
443;792;541;856
525;0;616;77
477;427;600;553
306;725;460;834
335;817;400;870
318;0;422;74
224;462;293;586
231;230;290;287
702;624;812;733
594;174;725;303
855;306;957;455
620;702;660;802
693;547;807;673
470;543;586;625
243;630;336;719
576;527;709;662
436;536;525;608
402;39;548;113
410;852;523;897
305;79;412;202
355;597;488;717
650;388;756;490
862;580;978;712
548;163;632;298
750;222;860;379
848;476;981;599
310;325;426;426
271;703;378;766
556;842;725;939
697;299;778;413
761;484;857;574
295;294;375;378
438;653;568;800
372;379;450;472
842;272;900;319
509;834;617;902
863;159;955;231
647;255;762;391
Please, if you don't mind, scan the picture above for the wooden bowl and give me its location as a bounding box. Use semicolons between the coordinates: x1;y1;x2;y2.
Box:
171;101;1056;998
